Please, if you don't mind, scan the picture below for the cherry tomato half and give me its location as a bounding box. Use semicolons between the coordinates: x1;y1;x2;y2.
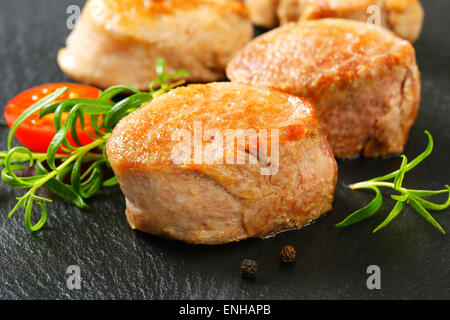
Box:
4;83;101;153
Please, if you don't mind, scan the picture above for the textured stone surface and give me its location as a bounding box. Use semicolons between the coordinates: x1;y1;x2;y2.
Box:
0;0;449;299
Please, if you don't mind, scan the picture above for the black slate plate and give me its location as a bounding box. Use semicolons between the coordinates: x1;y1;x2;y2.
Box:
0;0;449;300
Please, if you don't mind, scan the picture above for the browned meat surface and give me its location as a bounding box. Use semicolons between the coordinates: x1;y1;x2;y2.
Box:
227;19;421;159
245;0;424;42
106;82;338;244
58;0;253;90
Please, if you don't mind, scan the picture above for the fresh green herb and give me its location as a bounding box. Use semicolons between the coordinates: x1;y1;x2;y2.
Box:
336;131;450;234
0;59;188;231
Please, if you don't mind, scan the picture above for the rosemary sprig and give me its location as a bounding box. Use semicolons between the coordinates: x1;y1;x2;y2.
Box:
336;131;450;234
0;59;188;231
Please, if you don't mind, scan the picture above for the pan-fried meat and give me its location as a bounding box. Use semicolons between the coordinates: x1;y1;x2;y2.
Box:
245;0;424;42
58;0;253;90
106;82;337;244
227;19;421;159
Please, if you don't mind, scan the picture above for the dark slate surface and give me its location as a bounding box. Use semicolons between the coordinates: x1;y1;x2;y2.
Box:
0;0;449;300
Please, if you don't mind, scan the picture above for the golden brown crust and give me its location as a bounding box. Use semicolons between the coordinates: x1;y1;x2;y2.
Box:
107;82;318;168
89;0;248;37
228;20;410;93
101;0;248;15
107;83;337;244
227;19;421;158
59;0;253;89
245;0;423;42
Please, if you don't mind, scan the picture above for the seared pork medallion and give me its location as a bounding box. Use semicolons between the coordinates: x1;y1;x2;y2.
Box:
106;83;337;244
245;0;424;42
58;0;253;90
227;19;421;159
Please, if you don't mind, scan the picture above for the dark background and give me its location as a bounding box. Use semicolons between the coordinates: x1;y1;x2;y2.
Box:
0;0;449;299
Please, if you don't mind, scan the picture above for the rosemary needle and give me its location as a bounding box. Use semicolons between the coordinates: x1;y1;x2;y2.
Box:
336;131;450;234
0;59;188;231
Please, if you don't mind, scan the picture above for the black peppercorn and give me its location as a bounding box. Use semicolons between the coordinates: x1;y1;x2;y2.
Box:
240;259;258;279
280;245;296;263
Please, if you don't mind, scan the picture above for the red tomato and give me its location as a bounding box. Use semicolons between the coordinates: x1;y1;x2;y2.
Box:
4;83;101;153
